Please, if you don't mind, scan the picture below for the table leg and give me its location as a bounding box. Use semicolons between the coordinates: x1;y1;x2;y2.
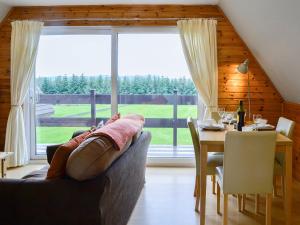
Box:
284;145;292;225
200;144;208;225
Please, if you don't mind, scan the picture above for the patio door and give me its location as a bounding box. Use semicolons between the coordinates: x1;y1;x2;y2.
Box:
28;26;202;160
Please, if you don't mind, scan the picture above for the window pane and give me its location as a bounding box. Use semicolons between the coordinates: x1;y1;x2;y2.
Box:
35;34;111;155
117;33;197;151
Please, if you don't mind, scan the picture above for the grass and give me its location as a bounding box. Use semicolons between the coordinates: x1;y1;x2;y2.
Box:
37;104;196;146
36;127;193;145
36;127;89;144
52;104;197;118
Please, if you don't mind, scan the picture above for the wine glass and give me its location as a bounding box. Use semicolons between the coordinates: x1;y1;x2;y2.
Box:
217;107;225;121
226;112;233;124
253;114;262;130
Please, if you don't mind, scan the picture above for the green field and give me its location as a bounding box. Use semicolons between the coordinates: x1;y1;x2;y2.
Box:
36;104;196;145
51;104;196;119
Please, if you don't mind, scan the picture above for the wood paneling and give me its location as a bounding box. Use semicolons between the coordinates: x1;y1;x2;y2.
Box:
283;102;300;180
0;5;283;151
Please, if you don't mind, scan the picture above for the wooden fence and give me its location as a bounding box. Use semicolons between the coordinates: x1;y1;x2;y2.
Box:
38;90;197;146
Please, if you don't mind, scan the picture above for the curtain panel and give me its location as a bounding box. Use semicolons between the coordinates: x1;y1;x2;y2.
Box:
5;20;43;167
177;19;218;119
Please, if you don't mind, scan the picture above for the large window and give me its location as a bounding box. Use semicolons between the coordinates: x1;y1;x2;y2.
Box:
30;27;199;159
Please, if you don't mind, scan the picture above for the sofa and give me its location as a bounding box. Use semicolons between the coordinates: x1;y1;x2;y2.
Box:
0;131;151;225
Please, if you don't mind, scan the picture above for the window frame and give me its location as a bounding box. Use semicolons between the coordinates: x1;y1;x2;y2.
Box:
27;26;202;161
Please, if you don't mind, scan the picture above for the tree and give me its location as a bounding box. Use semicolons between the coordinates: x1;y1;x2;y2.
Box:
54;76;63;93
38;74;197;96
78;74;88;94
60;75;69;94
41;77;51;94
69;74;80;94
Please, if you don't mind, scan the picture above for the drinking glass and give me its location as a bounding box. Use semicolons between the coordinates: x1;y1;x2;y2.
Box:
253;114;262;130
218;107;225;121
226;112;233;124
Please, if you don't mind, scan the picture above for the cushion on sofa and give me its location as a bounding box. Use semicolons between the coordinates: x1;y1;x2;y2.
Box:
66;136;132;181
105;113;120;125
122;114;144;144
87;115;144;151
46;130;92;180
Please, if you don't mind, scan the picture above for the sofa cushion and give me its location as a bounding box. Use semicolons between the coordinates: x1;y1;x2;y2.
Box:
46;130;92;180
66;136;132;181
88;115;144;151
105;113;120;125
122;114;144;144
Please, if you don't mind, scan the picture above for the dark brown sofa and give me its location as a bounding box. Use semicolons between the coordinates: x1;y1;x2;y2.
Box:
0;131;151;225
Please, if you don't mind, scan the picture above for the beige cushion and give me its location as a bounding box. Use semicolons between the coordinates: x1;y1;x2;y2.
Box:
223;131;276;194
66;136;132;181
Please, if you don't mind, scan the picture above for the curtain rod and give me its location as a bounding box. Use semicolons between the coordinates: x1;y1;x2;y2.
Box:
10;17;223;22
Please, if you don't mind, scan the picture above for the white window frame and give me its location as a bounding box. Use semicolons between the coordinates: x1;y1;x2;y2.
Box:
27;26;203;161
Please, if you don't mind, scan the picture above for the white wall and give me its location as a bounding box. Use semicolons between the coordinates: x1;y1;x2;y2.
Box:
0;2;10;22
219;0;300;103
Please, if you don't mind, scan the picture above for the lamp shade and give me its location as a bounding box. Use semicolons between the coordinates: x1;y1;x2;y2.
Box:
237;59;249;74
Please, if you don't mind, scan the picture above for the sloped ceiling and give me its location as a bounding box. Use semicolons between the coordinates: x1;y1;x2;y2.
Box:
219;0;300;103
0;2;10;22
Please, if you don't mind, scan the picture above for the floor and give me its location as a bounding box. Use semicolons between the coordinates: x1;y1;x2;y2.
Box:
7;165;300;225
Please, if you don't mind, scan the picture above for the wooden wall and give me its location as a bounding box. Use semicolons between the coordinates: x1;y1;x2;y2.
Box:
283;102;300;180
0;5;283;149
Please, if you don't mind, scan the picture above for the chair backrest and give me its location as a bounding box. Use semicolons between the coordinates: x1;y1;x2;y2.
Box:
223;131;277;194
211;111;221;123
187;117;200;174
276;117;295;139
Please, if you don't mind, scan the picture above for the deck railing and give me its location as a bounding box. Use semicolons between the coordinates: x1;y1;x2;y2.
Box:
37;90;197;146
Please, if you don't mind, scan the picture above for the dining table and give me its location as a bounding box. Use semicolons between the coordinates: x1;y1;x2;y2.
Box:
197;125;293;225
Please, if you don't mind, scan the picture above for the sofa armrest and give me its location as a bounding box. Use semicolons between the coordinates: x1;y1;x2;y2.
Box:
0;176;107;225
46;144;61;164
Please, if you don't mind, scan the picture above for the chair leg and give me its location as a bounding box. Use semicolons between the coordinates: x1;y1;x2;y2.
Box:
194;175;199;197
242;194;246;211
195;175;200;212
273;176;278;197
217;182;221;215
223;194;228;225
266;193;272;225
237;194;242;212
281;176;285;198
195;195;200;212
255;194;260;214
212;175;216;195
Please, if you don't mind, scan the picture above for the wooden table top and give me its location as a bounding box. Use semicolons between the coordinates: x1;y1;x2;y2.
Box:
198;127;293;146
0;152;14;160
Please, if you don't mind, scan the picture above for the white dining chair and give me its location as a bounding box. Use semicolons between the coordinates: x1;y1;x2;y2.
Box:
274;117;295;195
216;131;277;225
187;117;223;212
252;117;294;214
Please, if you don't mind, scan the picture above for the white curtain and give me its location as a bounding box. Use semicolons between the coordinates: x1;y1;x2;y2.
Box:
5;20;43;167
177;19;218;119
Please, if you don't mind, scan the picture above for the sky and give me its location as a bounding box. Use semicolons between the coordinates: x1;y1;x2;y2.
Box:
36;33;190;78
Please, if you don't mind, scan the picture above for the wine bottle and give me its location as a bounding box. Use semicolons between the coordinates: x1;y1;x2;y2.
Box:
237;100;245;131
